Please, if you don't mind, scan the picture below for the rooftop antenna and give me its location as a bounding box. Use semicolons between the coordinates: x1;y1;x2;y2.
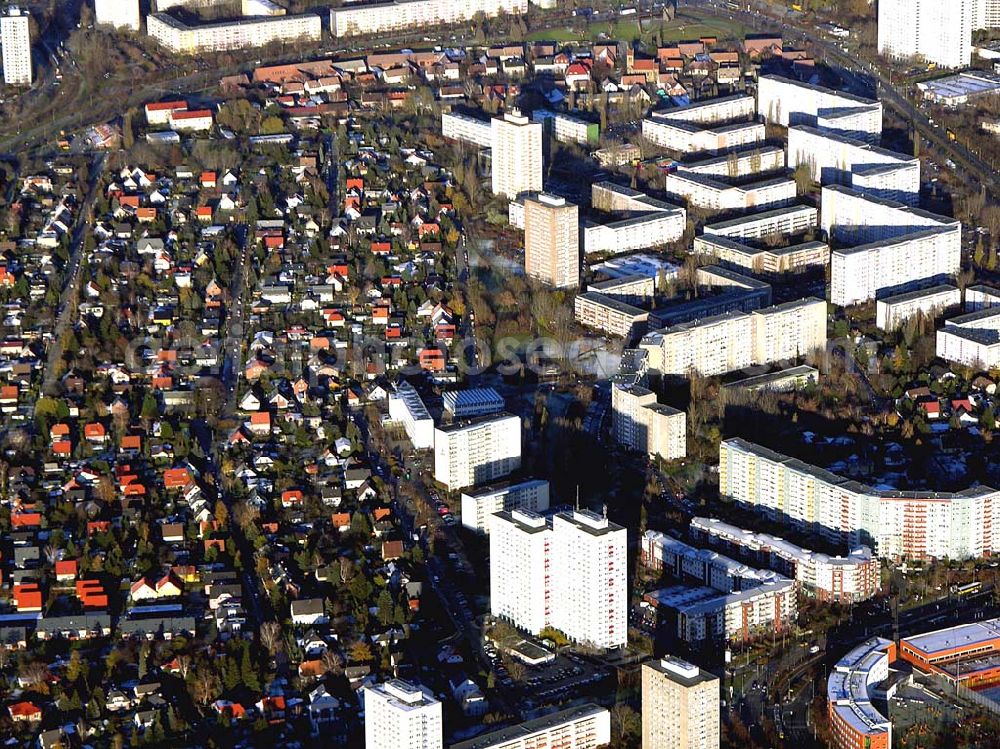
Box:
575;486;580;512
602;503;607;519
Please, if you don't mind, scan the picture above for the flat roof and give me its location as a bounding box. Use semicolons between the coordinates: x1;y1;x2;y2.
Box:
644;656;718;687
751;296;824;315
691;515;872;567
832;226;956;257
576;291;647;317
450;704;607;749
697;264;772;290
759;73;879;107
723;437;1000;501
902;619;1000;658
917;71;1000;100
435;412;517;433
461;478;549;498
877;284;959;305
790;124;916;164
704;203;816;231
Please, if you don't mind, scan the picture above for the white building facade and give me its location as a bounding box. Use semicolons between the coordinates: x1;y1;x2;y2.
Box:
364;680;442;749
878;0;972;69
491;110;543;200
433;413;521;490
1;6;32;86
719;437;1000;560
461;478;551;534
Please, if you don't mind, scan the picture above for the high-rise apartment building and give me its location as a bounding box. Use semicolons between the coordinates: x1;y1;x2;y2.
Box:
1;6;31;86
524;193;579;288
433;413;521;490
878;0;972;69
642;658;720;749
611;383;686;461
364;680;442;749
719;437;1000;560
491;110;543;199
490;509;552;635
95;0;141;31
550;510;627;649
489;509;627;649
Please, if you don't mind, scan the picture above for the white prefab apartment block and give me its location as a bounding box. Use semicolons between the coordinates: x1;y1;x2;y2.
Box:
531;109;600;146
1;6;31;86
642;94;762;154
450;704;611;749
719;437;1000;560
679;146;786;179
666;171;797;212
689;517;880;603
875;284;961;331
756;75;883;143
364;680;442;749
388;381;434;450
878;0;972;69
574;292;648;339
936;307;1000;368
583;182;686;256
490;509;552;634
147;12;323;53
440;111;493;147
551;510;627;649
639;298;826;377
649;93;756;125
461;478;551;533
611;384;686;462
641;531;791;593
433;413;521;490
642;658;720;749
524;193;579;289
703;204;818;242
693;234;830;277
640;311;753;377
823;186;961;307
642;118;765;155
95;0;141;31
751;298;827;365
329;0;528;36
965;284;1000;311
491;110;543;200
645;579;797;642
490;509;627;649
786;126;919;205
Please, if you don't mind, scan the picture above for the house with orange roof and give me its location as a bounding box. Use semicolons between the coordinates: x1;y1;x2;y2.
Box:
419;348;446;373
121;434;142;454
200;171;217;188
54;559;77;581
8;701;42;722
248;412;271;436
51;440;72;458
0;384;17;407
49;423;70;443
163;467;191;490
11;513;41;529
136;207;157;223
84;422;107;444
13;584;42;612
281;489;303;507
331;512;351;531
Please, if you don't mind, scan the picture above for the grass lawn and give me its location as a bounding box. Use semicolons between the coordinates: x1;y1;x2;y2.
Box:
526;11;748;46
